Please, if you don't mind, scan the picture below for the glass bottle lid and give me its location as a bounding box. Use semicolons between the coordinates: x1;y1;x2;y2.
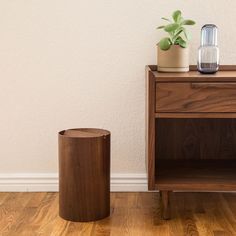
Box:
201;24;218;46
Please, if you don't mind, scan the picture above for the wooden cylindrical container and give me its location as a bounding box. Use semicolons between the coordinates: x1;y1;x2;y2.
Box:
58;128;110;222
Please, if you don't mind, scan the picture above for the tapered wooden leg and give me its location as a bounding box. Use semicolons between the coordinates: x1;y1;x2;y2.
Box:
160;190;171;220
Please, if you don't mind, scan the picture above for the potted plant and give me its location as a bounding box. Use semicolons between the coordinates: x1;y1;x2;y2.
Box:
157;10;195;72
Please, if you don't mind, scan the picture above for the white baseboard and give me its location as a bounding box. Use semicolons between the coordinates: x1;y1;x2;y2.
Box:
111;173;148;192
0;173;148;192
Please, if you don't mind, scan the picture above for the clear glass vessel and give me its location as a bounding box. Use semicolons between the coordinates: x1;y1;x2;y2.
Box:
197;24;219;74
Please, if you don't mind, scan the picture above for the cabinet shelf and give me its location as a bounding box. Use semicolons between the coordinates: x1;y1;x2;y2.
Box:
155;160;236;191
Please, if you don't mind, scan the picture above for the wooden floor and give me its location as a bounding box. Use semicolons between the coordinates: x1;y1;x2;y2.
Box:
0;192;236;236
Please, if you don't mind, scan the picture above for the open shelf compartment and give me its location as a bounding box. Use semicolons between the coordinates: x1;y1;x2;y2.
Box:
155;118;236;191
155;160;236;191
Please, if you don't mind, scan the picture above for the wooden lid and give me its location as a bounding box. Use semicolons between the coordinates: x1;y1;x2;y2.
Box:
59;128;110;138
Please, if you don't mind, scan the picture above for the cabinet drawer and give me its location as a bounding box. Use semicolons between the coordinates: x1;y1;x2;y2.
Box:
156;82;236;112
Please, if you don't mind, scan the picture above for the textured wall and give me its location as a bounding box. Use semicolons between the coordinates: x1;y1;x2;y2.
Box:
0;0;236;174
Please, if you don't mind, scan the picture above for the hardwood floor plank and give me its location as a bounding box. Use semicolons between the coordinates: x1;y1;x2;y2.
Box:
0;192;235;235
5;206;37;236
26;192;47;208
65;221;94;236
222;193;236;219
15;193;56;235
6;193;47;236
0;193;9;205
214;194;236;235
36;194;60;235
0;193;32;236
49;217;70;236
213;230;233;236
168;193;185;236
220;193;236;225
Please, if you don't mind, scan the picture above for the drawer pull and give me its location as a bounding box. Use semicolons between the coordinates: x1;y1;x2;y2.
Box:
191;83;236;89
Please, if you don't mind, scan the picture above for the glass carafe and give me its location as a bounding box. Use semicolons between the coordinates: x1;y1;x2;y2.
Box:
197;24;219;74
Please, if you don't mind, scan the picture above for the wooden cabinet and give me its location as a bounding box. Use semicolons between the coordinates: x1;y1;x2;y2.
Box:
146;65;236;219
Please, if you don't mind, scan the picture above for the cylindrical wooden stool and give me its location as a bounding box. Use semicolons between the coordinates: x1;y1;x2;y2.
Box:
58;128;110;222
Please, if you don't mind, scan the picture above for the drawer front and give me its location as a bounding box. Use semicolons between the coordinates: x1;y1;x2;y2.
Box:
156;82;236;112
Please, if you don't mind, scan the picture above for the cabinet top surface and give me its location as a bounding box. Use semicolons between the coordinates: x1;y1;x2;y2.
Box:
147;65;236;82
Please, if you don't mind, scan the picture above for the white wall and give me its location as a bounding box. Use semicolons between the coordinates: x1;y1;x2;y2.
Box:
0;1;236;189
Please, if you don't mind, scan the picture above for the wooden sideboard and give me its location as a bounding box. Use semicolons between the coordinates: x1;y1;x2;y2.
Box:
146;65;236;219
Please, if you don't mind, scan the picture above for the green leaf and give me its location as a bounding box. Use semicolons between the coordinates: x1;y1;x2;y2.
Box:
172;10;182;22
161;17;171;22
159;37;172;50
179;41;187;48
164;23;179;32
183;28;191;40
179;16;184;23
156;25;165;29
181;20;196;25
172;28;184;42
175;37;187;48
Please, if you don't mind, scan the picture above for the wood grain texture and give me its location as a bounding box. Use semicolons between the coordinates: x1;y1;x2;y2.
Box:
0;193;32;235
146;66;156;190
146;65;236;219
59;128;110;222
156;118;236;161
153;71;236;82
156;113;236;118
161;191;171;220
148;65;236;72
156;82;236;113
1;192;236;235
156;160;236;191
150;64;236;82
